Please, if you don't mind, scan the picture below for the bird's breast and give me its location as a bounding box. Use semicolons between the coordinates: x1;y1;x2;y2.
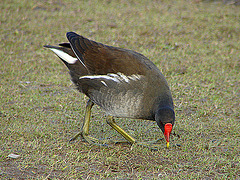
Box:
99;89;145;118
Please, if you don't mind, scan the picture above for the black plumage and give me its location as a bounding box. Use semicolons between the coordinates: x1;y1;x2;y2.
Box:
44;32;175;147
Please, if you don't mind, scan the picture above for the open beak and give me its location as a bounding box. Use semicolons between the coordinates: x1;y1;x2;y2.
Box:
164;123;172;148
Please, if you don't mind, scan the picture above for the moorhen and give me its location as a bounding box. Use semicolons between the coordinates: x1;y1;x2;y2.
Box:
44;32;175;148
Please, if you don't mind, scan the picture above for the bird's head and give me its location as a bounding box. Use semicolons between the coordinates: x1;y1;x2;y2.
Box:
155;107;175;148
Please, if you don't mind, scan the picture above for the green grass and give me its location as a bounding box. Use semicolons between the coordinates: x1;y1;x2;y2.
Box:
1;0;239;179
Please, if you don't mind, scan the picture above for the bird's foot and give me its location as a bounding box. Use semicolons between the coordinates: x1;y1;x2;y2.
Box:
69;132;82;142
70;132;164;150
69;132;122;146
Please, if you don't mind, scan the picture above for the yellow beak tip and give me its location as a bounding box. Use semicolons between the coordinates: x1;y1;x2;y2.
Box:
166;142;170;148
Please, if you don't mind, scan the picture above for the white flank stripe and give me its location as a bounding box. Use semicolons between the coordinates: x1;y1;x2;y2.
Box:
50;48;78;64
108;73;119;78
101;81;108;87
117;73;130;83
128;74;142;81
80;73;143;84
79;75;120;82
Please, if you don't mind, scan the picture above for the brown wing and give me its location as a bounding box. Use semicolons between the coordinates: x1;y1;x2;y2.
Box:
66;32;157;76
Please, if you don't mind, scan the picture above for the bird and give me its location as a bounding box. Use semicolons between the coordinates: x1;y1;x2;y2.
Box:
44;32;175;148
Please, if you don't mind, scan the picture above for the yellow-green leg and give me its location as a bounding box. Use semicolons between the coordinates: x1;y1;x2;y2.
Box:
106;116;164;150
70;100;163;149
70;99;99;143
106;116;136;144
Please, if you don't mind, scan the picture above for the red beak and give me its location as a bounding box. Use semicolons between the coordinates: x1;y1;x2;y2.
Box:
164;123;172;148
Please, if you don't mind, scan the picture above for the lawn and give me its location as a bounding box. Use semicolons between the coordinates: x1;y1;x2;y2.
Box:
1;0;239;179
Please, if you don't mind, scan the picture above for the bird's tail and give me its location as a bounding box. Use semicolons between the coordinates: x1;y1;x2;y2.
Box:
44;43;89;88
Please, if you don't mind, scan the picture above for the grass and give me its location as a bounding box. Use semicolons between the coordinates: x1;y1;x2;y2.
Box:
1;0;239;179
